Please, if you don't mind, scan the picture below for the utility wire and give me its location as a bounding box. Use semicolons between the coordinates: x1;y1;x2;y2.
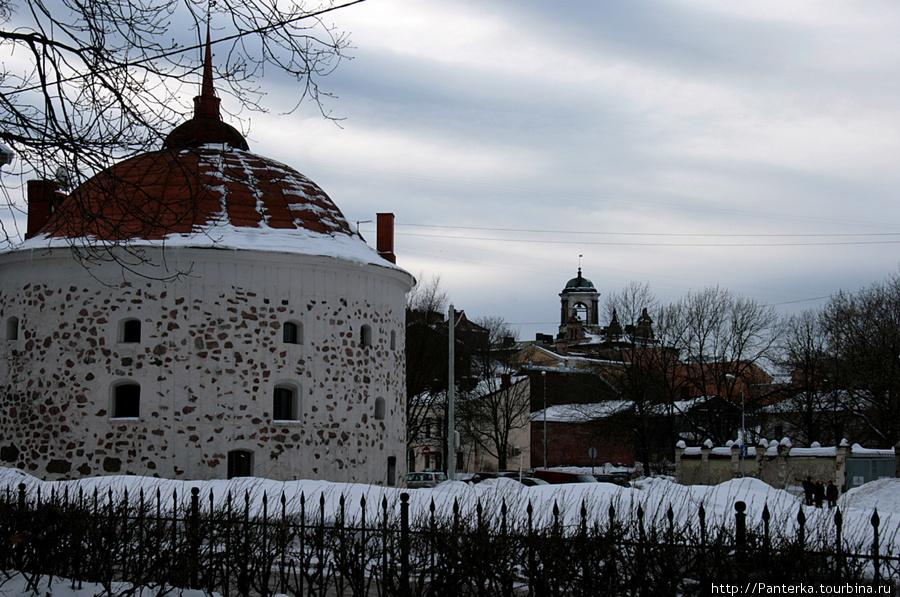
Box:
11;0;369;95
393;231;900;248
395;222;900;239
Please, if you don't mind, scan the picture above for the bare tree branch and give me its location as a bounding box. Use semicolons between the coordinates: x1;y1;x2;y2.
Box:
0;0;362;268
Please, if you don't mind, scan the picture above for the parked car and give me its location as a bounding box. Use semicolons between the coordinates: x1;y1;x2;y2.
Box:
493;472;546;486
516;476;550;487
532;470;599;485
406;471;448;488
466;472;500;484
595;473;631;487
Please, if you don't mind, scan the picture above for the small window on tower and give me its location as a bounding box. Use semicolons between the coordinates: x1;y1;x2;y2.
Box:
360;324;372;348
273;384;299;421
387;456;397;487
228;450;253;478
6;316;19;341
120;318;141;343
112;382;140;419
390;330;397;351
283;321;302;344
374;397;386;420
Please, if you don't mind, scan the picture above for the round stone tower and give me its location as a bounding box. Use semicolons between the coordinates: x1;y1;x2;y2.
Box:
0;34;413;484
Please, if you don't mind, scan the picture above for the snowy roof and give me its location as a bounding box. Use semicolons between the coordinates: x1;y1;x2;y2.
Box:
520;342;623;366
531;401;631;423
849;444;896;459
465;375;528;398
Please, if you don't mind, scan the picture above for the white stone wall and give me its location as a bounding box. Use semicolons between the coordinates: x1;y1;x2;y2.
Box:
0;246;412;484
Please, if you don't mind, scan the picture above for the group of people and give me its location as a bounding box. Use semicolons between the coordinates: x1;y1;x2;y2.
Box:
802;476;839;509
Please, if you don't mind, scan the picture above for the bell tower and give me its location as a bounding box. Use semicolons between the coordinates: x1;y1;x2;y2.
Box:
558;267;601;337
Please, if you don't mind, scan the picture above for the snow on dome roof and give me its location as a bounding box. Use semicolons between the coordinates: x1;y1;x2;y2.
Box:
14;147;398;267
31;147;355;241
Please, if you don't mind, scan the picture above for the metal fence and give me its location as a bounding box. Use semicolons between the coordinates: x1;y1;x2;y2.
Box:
2;481;898;596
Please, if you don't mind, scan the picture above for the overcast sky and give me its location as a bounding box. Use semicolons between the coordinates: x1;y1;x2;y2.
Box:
244;0;900;340
6;0;900;341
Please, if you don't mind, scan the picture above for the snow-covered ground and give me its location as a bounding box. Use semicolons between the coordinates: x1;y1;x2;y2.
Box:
2;466;898;596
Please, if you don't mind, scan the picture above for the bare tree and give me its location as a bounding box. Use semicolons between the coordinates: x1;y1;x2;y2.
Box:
405;275;452;467
0;0;361;249
603;281;658;333
820;274;900;447
777;309;842;445
661;286;781;444
599;282;674;472
456;316;526;470
406;274;448;318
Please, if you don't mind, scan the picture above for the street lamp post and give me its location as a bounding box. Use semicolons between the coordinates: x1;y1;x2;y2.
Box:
542;370;548;468
515;445;523;482
726;373;746;476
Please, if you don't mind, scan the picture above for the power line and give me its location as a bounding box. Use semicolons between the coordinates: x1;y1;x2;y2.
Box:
393;231;900;248
395;222;900;239
11;0;369;95
767;296;832;306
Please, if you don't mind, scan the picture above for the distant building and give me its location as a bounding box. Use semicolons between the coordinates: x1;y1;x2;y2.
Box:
517;268;776;472
551;269;659;357
409;375;532;474
0;36;413;484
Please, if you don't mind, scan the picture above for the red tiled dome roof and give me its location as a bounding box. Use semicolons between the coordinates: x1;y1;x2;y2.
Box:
37;147;355;241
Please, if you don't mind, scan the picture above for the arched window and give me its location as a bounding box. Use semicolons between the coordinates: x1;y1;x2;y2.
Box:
390;330;397;350
228;450;253;479
119;318;141;343
273;384;299;421
283;321;302;344
573;302;588;322
360;324;372;348
6;316;19;341
374;397;386;420
112;382;140;418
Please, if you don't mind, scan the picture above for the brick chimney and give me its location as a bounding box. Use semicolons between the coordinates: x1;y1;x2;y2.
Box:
26;180;61;239
376;212;396;264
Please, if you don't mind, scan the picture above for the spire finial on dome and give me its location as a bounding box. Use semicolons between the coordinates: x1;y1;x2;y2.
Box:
162;23;249;150
193;24;221;120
